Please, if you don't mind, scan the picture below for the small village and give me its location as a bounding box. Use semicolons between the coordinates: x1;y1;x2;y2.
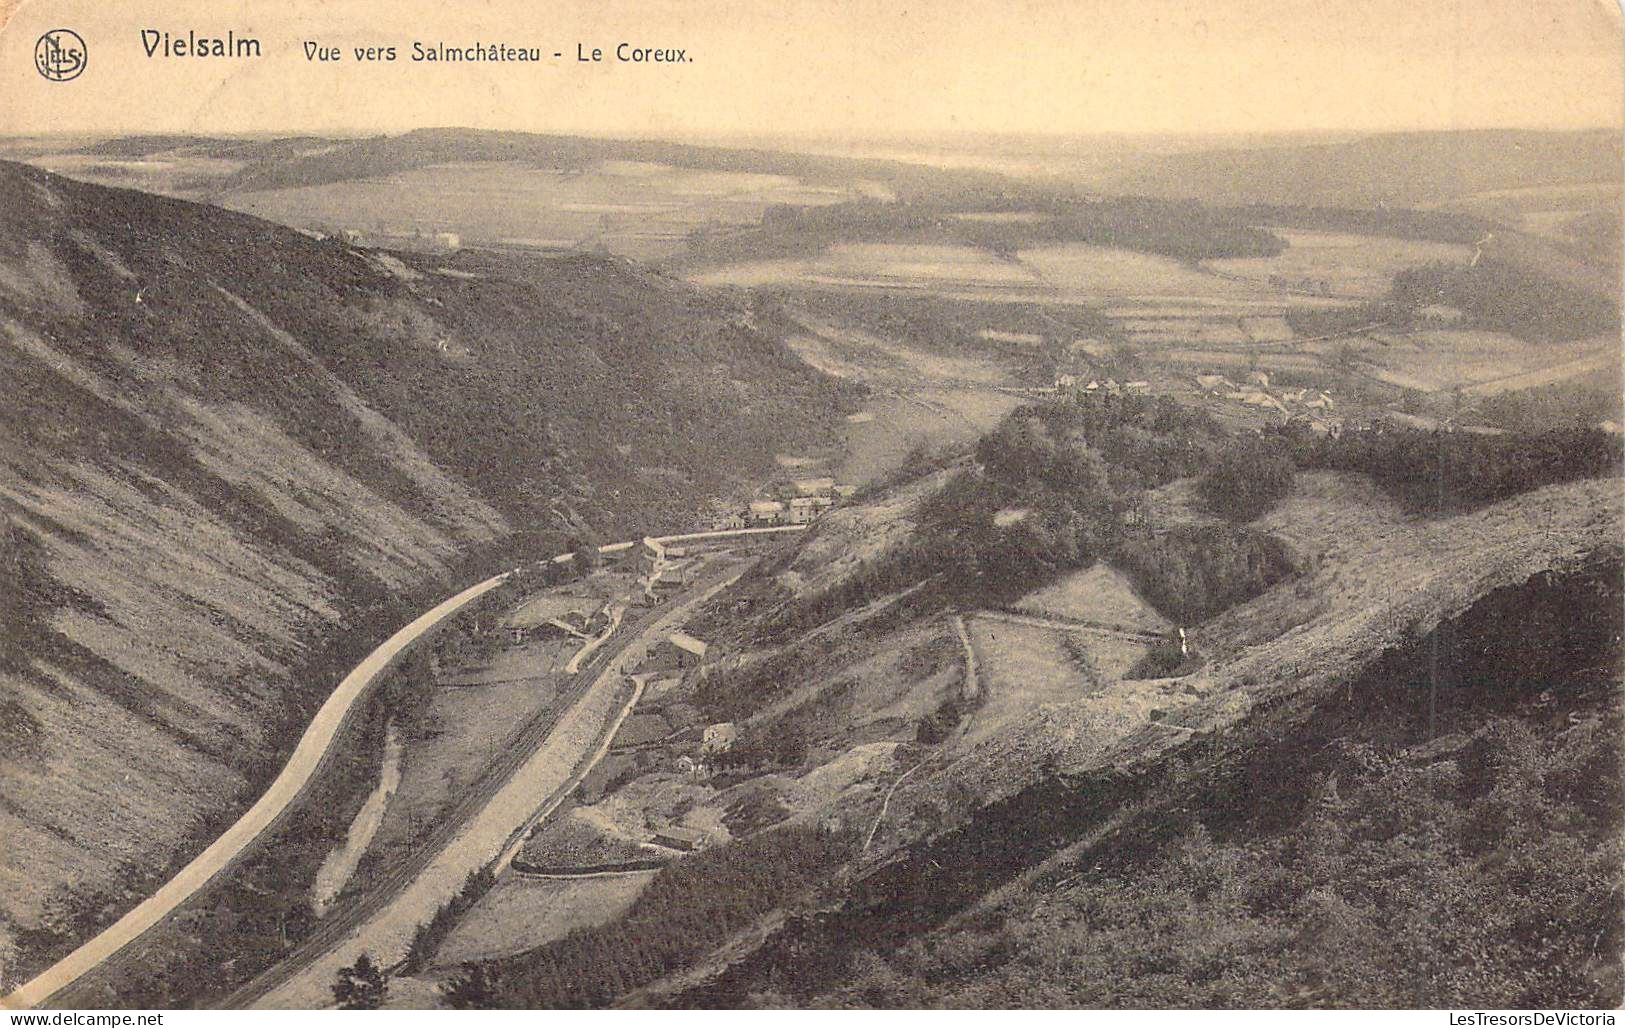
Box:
1044;369;1344;436
703;474;856;530
493;531;775;864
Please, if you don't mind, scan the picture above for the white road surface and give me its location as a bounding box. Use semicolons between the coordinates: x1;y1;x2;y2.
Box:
2;524;805;1010
2;571;513;1010
256;571;743;1008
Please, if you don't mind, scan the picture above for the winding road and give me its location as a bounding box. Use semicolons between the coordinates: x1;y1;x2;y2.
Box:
3;525;803;1010
2;572;512;1011
246;568;745;1009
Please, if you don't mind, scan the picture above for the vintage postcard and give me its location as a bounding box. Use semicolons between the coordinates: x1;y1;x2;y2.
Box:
0;0;1621;1014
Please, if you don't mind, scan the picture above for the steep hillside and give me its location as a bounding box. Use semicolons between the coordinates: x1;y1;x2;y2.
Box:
451;452;1620;1009
657;473;1623;1009
0;160;852;971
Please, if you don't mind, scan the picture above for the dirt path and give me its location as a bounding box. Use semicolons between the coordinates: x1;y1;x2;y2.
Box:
976;608;1167;644
861;612;980;854
952;612;981;702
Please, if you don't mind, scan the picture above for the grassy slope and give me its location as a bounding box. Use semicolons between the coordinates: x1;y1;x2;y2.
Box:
629;471;1621;1008
0;159;852;969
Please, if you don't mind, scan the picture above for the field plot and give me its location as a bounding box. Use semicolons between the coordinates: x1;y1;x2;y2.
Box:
502;575;629;636
1350;330;1613;393
693;243;1042;292
1205;229;1474;298
222;160;865;260
744;618;966;743
1021;244;1273;299
960;618;1092;748
1159;348;1326;374
838;389;1022;485
517;809;663;870
1442;181;1622;239
325;621;583;893
1118;318;1252;345
1014;563;1172;634
1240;315;1295;342
431;871;657;966
26;152;246;196
960;616;1167;754
356;663;570;867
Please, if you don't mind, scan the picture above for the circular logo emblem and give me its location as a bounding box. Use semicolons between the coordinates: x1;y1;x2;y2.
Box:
35;29;87;82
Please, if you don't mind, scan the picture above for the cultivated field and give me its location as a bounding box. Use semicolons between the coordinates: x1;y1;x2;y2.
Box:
25;152;246;197
1014;563;1172;634
347;652;571;878
959;615;1171;755
960;618;1093;748
1341;330;1617;394
743;618;966;741
517;809;662;869
1205;229;1474;297
222;160;868;260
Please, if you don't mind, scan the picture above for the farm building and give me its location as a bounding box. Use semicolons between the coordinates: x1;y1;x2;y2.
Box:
525;613;591;643
749;500;785;524
639;537;667;572
710;512;747;530
653;826;709;852
786;497;827;524
505;596;596;643
650;562;691;592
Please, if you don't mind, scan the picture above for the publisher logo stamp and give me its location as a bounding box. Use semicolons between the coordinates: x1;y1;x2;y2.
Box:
35;29;87;82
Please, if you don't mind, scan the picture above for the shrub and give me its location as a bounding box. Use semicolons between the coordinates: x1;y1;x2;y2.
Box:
1196;445;1295;521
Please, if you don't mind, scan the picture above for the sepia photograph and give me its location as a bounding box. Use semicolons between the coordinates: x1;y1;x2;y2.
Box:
0;0;1621;1014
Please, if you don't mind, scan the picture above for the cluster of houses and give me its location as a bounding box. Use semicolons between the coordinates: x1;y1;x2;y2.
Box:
707;476;851;530
1054;374;1151;395
1194;371;1342;434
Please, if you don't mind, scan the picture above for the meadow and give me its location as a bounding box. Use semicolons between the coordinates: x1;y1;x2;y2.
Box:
1205;228;1475;297
221;160;869;260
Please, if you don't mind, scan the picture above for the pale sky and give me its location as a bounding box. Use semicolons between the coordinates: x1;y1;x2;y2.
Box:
0;0;1621;140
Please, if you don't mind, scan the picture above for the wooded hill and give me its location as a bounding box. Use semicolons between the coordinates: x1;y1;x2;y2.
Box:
0;159;852;972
